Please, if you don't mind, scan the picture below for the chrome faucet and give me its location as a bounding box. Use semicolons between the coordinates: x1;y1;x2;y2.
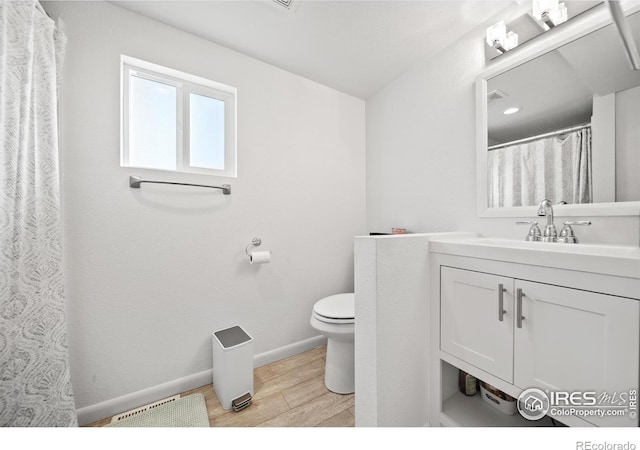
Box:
537;199;557;242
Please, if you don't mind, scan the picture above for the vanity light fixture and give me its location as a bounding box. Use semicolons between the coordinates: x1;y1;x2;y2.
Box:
503;107;522;115
532;0;568;29
486;21;519;54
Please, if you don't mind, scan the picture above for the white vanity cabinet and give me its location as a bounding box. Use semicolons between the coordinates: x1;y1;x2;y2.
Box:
513;279;638;403
441;267;638;401
441;268;514;382
430;241;640;428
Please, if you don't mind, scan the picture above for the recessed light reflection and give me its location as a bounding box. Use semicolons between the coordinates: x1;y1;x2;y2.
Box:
503;107;521;115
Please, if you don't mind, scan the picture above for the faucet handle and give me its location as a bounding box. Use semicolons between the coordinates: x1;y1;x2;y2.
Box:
563;221;591;226
516;221;541;242
558;221;591;244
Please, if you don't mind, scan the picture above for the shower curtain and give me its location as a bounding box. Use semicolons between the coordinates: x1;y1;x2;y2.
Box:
488;127;592;208
0;1;77;426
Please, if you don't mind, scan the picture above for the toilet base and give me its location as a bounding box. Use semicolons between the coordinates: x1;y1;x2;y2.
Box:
324;338;354;394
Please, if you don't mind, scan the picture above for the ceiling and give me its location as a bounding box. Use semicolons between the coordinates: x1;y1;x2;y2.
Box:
110;0;512;99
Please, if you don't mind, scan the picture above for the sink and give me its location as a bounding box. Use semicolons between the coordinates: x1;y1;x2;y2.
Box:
430;236;640;279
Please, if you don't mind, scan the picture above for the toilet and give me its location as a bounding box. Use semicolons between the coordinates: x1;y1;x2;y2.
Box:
310;293;355;394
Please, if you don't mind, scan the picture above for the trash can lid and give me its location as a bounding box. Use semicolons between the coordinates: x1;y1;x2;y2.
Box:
214;326;253;349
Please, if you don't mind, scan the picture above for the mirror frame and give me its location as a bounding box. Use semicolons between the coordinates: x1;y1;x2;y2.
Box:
476;3;640;218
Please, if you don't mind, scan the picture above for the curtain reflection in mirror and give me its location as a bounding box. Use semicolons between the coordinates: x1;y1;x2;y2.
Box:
488;127;592;208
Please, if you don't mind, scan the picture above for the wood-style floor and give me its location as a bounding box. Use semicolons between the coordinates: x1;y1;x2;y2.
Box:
86;345;355;427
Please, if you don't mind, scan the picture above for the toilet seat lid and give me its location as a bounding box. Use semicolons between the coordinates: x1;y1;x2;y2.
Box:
313;293;354;320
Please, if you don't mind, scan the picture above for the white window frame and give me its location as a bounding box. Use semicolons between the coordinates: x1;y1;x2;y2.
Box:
121;55;237;178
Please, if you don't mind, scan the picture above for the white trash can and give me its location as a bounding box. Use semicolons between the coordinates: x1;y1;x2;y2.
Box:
212;325;254;411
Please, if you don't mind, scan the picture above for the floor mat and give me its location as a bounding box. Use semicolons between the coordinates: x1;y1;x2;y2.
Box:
106;393;210;427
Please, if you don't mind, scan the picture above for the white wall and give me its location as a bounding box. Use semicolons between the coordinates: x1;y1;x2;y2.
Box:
354;232;474;427
591;93;616;204
45;1;366;419
616;85;640;202
366;19;639;246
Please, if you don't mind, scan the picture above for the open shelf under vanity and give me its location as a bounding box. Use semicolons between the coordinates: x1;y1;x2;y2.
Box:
438;359;562;428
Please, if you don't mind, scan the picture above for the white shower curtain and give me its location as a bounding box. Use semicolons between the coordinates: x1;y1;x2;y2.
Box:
488;127;592;208
0;1;76;426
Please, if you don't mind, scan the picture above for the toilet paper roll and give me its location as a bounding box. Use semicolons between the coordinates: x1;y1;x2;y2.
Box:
250;250;271;264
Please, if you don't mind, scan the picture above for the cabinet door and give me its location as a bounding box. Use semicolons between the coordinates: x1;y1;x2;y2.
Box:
514;280;639;427
440;267;514;382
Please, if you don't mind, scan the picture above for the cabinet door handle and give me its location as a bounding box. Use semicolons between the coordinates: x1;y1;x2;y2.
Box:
498;283;507;322
516;288;525;328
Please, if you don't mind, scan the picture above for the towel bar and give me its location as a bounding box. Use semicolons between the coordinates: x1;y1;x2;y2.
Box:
129;176;231;195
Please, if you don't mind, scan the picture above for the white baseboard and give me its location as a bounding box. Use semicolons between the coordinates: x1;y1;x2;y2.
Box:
76;335;327;426
253;335;326;368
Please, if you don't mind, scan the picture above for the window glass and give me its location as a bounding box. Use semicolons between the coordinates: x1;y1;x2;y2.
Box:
129;75;177;170
122;56;236;177
190;93;225;170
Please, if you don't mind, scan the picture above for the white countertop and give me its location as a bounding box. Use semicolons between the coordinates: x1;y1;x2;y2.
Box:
430;236;640;279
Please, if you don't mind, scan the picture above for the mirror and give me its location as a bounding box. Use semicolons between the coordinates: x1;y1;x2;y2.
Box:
477;4;640;217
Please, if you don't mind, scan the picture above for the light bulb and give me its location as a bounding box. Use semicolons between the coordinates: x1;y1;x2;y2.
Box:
532;0;559;21
505;31;519;51
551;2;568;26
486;21;507;48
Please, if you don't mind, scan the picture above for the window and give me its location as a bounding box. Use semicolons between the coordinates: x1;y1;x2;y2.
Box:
121;56;237;177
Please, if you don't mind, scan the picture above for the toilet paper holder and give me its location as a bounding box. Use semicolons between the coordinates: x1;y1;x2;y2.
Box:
245;237;262;257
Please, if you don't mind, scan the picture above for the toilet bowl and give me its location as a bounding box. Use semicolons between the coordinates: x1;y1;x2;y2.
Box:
310;293;355;394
